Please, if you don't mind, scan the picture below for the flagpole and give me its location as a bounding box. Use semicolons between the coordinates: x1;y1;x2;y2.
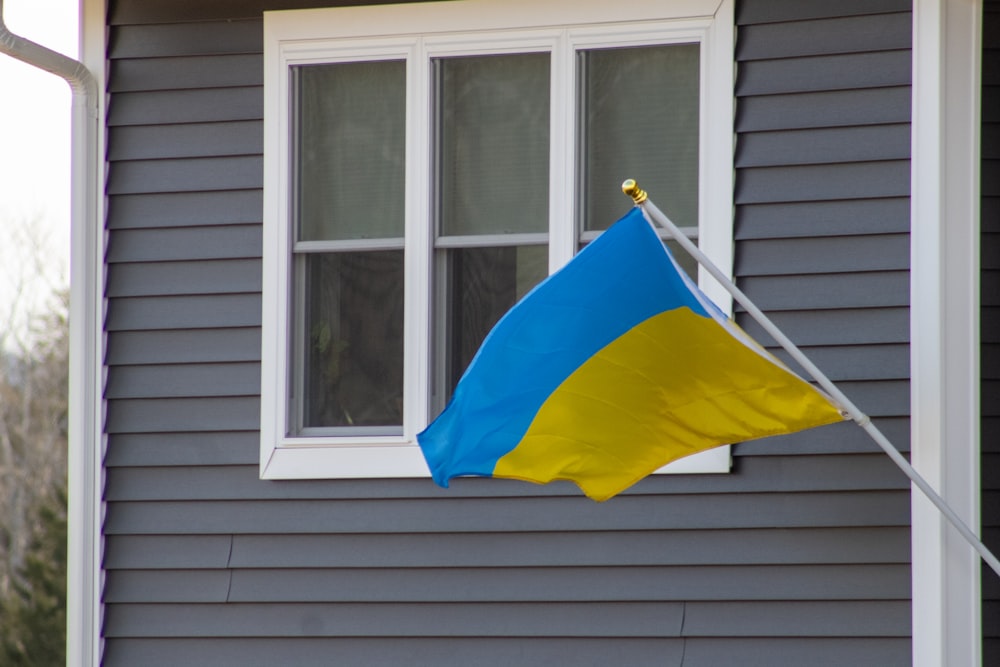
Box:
621;178;1000;578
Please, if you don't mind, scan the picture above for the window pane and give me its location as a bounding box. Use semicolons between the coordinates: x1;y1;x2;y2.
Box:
438;53;550;236
581;44;699;231
301;251;404;430
441;244;548;399
295;61;406;241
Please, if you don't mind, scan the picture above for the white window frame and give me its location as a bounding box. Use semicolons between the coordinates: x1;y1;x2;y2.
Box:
261;0;735;480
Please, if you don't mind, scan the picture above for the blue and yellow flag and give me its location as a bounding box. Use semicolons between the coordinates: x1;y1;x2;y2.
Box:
418;208;844;501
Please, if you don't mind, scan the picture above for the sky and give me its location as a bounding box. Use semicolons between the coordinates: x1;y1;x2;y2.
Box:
0;0;78;347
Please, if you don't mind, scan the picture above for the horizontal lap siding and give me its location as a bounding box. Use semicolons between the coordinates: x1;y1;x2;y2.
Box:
101;1;912;665
733;3;912;666
985;2;1000;662
734;0;911;458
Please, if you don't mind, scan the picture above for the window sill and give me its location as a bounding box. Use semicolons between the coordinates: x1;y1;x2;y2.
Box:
260;440;730;480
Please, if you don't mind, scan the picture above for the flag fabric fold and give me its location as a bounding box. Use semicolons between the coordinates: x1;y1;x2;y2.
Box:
417;207;845;501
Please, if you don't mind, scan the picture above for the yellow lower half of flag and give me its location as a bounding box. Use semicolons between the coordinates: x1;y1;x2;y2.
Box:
493;307;845;501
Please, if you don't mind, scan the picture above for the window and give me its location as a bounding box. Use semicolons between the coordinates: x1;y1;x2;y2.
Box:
261;0;734;479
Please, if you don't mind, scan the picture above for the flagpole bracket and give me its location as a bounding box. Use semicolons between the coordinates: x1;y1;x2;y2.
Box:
622;179;648;205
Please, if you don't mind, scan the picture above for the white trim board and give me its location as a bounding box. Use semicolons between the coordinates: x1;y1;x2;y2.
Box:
910;0;982;665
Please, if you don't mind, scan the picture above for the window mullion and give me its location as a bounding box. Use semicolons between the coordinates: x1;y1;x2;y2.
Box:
406;38;433;437
549;31;576;273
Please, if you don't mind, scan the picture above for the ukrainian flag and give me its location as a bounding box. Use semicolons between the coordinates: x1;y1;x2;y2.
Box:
418;208;845;501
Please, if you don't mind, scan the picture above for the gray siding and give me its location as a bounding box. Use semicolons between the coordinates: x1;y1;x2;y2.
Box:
101;0;913;665
985;1;1000;661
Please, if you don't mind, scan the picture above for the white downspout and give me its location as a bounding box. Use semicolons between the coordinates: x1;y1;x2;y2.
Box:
0;1;102;666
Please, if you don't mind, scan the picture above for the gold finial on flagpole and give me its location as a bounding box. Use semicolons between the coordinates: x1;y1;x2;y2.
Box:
621;179;647;204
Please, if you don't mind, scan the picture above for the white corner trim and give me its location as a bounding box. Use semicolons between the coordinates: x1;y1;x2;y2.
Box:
910;1;982;665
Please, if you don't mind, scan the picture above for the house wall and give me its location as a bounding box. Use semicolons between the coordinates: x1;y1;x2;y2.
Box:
984;0;1000;660
100;0;914;664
